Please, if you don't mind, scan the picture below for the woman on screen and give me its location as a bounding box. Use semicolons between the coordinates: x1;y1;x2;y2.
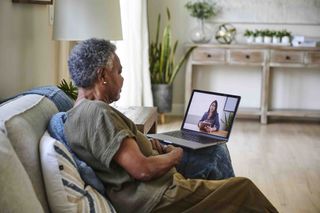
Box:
198;100;220;132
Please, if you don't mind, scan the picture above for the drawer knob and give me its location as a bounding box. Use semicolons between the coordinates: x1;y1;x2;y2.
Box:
245;55;250;59
207;54;212;58
286;56;291;60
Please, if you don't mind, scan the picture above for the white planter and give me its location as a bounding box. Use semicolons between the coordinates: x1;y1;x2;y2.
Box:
255;36;264;43
273;36;281;44
264;36;272;44
282;36;290;45
245;36;254;43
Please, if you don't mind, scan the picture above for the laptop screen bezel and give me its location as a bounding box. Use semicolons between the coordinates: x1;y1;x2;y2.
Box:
180;89;241;141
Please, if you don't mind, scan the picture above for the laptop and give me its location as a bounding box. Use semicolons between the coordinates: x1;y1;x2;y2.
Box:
147;90;241;149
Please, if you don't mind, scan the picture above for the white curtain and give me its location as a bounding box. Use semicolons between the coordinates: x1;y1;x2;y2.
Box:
114;0;153;107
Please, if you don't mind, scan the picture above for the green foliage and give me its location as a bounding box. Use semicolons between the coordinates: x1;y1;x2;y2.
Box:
280;30;291;37
246;29;291;38
149;8;196;85
57;79;78;100
185;1;217;20
221;112;234;131
244;30;253;37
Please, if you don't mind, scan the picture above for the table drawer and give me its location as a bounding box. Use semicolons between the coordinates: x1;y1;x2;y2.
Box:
270;50;304;64
192;48;225;63
306;52;320;65
229;49;265;64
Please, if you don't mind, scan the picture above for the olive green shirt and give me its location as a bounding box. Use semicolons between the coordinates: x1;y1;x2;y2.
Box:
64;99;175;213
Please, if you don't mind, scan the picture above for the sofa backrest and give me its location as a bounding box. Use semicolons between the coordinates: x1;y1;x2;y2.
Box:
0;94;59;212
0;131;43;212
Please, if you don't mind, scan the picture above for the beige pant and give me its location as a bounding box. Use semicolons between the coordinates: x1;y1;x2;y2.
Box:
153;173;278;213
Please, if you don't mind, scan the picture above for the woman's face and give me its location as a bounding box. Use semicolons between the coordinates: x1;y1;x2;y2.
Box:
209;102;216;112
104;54;124;103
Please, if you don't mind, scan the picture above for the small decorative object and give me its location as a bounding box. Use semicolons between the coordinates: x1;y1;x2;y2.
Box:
264;30;273;44
254;29;264;43
281;30;292;45
273;31;282;44
215;23;236;44
185;0;218;43
244;30;254;43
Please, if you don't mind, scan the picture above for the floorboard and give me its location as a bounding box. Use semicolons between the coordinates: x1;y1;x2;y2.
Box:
158;117;320;213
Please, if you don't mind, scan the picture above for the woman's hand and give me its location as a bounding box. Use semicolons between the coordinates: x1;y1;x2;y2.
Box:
149;138;166;154
204;125;217;133
164;145;183;164
199;121;210;130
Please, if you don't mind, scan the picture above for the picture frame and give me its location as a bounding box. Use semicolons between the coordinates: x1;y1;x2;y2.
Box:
12;0;52;5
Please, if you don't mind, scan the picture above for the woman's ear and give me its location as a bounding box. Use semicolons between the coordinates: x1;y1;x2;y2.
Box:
97;67;106;82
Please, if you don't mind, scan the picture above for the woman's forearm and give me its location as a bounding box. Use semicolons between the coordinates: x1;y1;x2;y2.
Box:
140;148;182;181
114;138;183;181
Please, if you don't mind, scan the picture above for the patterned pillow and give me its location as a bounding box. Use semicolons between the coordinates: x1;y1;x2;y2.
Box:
40;131;116;213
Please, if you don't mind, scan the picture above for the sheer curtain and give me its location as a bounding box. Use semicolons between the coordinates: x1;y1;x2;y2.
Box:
114;0;153;107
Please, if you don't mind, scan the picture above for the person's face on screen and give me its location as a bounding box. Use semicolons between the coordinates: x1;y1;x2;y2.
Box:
209;102;216;112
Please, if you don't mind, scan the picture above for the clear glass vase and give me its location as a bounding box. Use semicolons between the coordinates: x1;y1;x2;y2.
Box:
190;19;213;43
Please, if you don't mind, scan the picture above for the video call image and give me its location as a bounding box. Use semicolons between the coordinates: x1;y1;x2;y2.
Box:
183;92;239;138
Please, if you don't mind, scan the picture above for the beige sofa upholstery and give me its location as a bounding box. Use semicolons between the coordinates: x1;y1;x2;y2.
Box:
0;94;59;212
0;87;117;213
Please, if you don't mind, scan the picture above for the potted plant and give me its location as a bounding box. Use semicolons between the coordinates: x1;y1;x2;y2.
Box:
254;29;264;43
57;79;78;100
221;112;234;131
273;31;282;44
281;30;291;45
264;29;273;44
244;29;254;43
149;8;196;114
185;0;218;43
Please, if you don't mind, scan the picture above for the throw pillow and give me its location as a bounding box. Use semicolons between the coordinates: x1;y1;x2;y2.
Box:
48;112;106;196
40;131;116;213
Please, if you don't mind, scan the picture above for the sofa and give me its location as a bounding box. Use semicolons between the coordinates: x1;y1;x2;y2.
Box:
0;86;115;213
0;86;235;213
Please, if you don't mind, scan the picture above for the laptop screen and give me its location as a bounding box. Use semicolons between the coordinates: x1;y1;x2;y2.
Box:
182;90;241;140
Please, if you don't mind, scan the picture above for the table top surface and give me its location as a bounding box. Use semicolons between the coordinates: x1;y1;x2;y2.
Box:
115;106;157;133
116;106;157;124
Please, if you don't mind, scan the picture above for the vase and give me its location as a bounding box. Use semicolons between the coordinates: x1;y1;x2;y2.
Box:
264;36;272;44
151;84;173;113
245;36;254;43
190;19;212;43
273;36;280;44
255;36;264;44
281;36;290;45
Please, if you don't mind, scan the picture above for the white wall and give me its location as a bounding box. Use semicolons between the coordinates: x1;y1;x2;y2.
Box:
0;0;58;100
147;0;320;115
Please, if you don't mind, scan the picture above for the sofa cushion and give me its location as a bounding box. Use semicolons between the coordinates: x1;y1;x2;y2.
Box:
0;86;74;112
0;94;59;212
48;112;106;196
40;132;116;213
0;132;44;212
21;86;75;112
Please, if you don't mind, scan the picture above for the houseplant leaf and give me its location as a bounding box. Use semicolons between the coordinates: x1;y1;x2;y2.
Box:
168;46;196;85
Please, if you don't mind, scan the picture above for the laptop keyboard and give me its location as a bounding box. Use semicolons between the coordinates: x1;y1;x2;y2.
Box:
163;131;220;144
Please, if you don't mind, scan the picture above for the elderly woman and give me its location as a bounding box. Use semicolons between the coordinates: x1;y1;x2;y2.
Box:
64;38;277;213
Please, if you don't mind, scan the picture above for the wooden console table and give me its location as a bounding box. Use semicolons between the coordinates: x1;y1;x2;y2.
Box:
185;44;320;124
116;106;157;133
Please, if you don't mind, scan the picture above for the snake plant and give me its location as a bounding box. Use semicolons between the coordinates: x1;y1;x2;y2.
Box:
149;8;196;85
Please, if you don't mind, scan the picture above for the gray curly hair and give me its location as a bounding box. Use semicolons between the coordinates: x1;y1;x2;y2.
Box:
68;38;116;88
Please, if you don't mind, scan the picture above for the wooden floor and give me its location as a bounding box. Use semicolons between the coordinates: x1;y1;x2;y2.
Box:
158;116;320;213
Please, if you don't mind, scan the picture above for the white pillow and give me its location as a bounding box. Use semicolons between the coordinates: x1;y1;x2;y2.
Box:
40;131;116;213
